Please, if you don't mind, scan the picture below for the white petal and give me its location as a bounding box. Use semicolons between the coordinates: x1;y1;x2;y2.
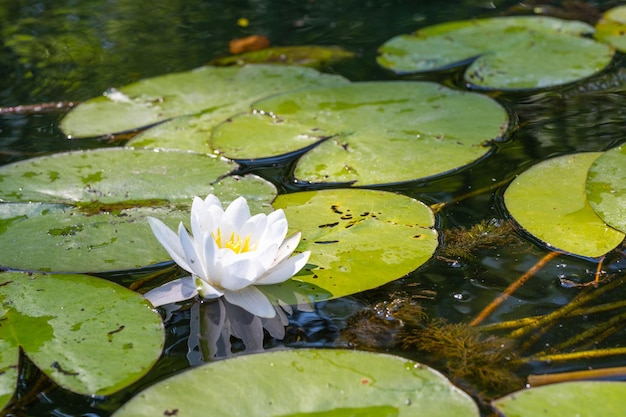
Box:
204;194;223;209
178;223;208;280
263;210;288;244
144;277;198;307
193;195;223;235
147;217;193;272
219;253;264;291
239;213;267;245
224;287;276;318
256;251;311;285
196;276;224;298
224;196;251;229
272;232;302;267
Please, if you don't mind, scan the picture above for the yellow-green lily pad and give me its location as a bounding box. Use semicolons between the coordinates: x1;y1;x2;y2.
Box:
0;271;164;411
595;6;626;52
273;189;438;299
212;81;508;185
493;381;626;417
586;145;626;234
113;349;479;417
504;153;624;258
378;16;614;90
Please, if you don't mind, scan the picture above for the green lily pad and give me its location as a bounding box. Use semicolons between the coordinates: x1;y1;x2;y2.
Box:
492;381;626;417
60;64;348;139
210;45;355;68
0;271;164;411
0;147;241;205
378;16;614;90
595;6;626;52
504;153;625;258
0;147;277;272
113;349;479;417
586;145;626;234
272;189;438;299
212;81;508;185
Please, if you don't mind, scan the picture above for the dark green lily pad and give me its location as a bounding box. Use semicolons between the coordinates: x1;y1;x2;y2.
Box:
595;6;626;52
0;147;277;272
210;45;355;68
492;381;626;417
272;189;438;299
504;153;624;258
212;81;508;185
60;64;348;139
586;144;626;234
378;16;614;90
0;271;164;411
113;349;479;417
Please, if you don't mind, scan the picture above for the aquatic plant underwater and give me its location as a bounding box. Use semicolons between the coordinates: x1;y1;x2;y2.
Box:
1;1;626;416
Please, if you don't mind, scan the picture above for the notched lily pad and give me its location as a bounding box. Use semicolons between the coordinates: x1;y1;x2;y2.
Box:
504;153;625;258
595;6;626;52
378;16;614;90
212;81;508;185
60;64;348;139
113;349;479;417
586;145;626;234
0;271;164;411
273;189;438;300
210;45;355;68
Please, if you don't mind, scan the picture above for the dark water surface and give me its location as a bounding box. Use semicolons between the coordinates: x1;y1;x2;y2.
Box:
1;0;625;415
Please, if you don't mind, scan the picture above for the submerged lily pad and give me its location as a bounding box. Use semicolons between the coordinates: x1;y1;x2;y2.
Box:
378;16;614;90
60;64;348;139
586;145;626;234
0;147;277;272
212;81;508;185
113;349;479;417
0;271;164;411
595;6;626;52
210;45;355;68
504;153;624;258
493;381;626;417
272;189;438;299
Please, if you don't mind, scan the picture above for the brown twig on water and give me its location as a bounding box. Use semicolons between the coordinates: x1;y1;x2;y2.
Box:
470;251;560;327
0;101;79;115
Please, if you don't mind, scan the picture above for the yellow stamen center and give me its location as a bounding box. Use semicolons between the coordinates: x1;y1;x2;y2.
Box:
212;228;254;254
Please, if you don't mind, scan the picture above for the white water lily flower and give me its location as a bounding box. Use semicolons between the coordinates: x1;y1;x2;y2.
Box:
145;194;310;318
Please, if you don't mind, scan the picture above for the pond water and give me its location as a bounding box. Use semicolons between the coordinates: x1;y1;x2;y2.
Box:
1;0;625;415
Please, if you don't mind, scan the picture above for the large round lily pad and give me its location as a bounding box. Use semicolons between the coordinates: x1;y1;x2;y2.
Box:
0;147;277;272
271;189;438;299
504;153;625;258
586;144;626;234
377;16;614;90
212;81;508;185
0;271;164;411
113;349;479;417
492;381;626;417
60;64;348;139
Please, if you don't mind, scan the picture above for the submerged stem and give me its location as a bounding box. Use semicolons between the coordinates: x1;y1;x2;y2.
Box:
527;366;626;387
470;251;560;327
